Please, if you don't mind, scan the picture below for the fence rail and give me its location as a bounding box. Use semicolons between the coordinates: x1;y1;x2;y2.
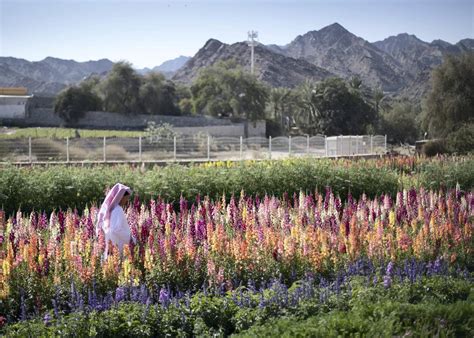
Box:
0;135;387;163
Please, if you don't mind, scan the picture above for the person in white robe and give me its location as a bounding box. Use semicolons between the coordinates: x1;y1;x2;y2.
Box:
96;183;132;259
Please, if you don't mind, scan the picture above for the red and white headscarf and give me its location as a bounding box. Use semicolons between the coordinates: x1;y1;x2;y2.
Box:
96;183;132;235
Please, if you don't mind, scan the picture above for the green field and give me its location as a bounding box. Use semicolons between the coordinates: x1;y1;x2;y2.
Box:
0;127;145;139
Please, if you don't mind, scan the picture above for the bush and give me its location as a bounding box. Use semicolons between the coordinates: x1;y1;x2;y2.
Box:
1;156;473;216
422;140;448;157
2;276;473;337
54;86;102;124
239;301;474;337
446;123;474;155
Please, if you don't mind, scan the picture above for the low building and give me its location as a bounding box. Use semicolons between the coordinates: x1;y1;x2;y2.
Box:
0;91;33;120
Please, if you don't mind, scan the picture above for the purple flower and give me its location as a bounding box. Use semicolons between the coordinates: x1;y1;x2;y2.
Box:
115;287;126;303
386;261;394;277
258;293;266;309
43;313;51;326
139;284;148;304
383;275;392;289
159;288;170;308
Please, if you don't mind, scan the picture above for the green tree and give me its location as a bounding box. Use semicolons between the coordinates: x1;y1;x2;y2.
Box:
99;61;141;114
266;87;300;134
373;88;385;115
296;80;319;130
79;74;102;94
54;86;102;123
191;60;268;136
297;77;377;135
382;102;420;144
191;61;233;117
446;123;474;154
422;52;474;137
176;84;193;115
139;72;180;115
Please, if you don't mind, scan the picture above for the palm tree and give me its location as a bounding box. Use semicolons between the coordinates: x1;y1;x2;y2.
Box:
373;88;385;114
268;87;291;123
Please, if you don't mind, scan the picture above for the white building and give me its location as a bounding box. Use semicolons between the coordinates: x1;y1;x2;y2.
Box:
0;95;32;119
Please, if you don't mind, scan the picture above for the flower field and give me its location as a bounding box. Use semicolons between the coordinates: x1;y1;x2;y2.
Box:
0;173;473;335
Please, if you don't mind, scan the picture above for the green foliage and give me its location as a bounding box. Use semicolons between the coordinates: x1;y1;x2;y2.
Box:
265;87;299;134
54;63;187;116
417;157;474;191
2;156;474;216
422;140;448;157
54;86;102;123
0;158;399;215
2;277;473;337
99;61;142;114
191;60;268;123
296;78;377;135
139;73;180;116
0;127;144;139
239;301;474;337
422;52;474;137
382;102;420;144
446;123;474;154
144;122;180;143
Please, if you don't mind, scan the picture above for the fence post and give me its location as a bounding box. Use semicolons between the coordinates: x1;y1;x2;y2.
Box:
370;135;374;154
325;135;328;157
355;136;359;155
103;136;106;162
138;136;142;162
239;136;242;160
173;136;177;161
337;136;340;157
306;135;310;155
269;136;272;160
28;137;32;163
207;135;210;161
349;136;352;155
66;137;69;163
384;134;387;153
288;136;292;157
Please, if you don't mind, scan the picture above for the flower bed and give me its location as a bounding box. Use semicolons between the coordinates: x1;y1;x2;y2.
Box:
0;187;472;334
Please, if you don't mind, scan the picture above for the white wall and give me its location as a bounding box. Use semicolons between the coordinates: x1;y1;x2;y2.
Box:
174;120;266;137
0;96;30;119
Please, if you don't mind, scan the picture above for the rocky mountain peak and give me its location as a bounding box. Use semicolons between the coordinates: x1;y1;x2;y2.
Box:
318;22;350;36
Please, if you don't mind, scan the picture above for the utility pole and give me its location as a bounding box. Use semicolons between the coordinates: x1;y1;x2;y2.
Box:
247;30;258;75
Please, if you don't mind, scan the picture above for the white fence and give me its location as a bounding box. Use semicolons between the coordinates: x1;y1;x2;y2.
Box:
0;135;387;163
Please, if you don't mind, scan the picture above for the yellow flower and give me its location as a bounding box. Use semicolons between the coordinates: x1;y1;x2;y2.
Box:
2;260;10;277
388;211;395;228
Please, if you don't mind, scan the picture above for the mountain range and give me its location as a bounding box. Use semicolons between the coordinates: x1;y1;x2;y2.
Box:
1;23;472;100
136;55;191;78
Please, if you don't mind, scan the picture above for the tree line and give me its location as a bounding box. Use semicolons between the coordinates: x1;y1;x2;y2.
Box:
55;53;474;152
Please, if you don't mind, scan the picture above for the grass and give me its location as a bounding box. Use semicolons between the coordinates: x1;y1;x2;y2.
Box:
0;127;145;139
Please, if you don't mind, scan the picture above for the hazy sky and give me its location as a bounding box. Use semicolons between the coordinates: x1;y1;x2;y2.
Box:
1;0;473;68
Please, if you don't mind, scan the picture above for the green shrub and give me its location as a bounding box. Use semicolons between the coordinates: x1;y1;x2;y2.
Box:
418;157;474;191
446;123;474;155
238;301;474;337
1;156;473;216
422;140;448;157
2;276;473;337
